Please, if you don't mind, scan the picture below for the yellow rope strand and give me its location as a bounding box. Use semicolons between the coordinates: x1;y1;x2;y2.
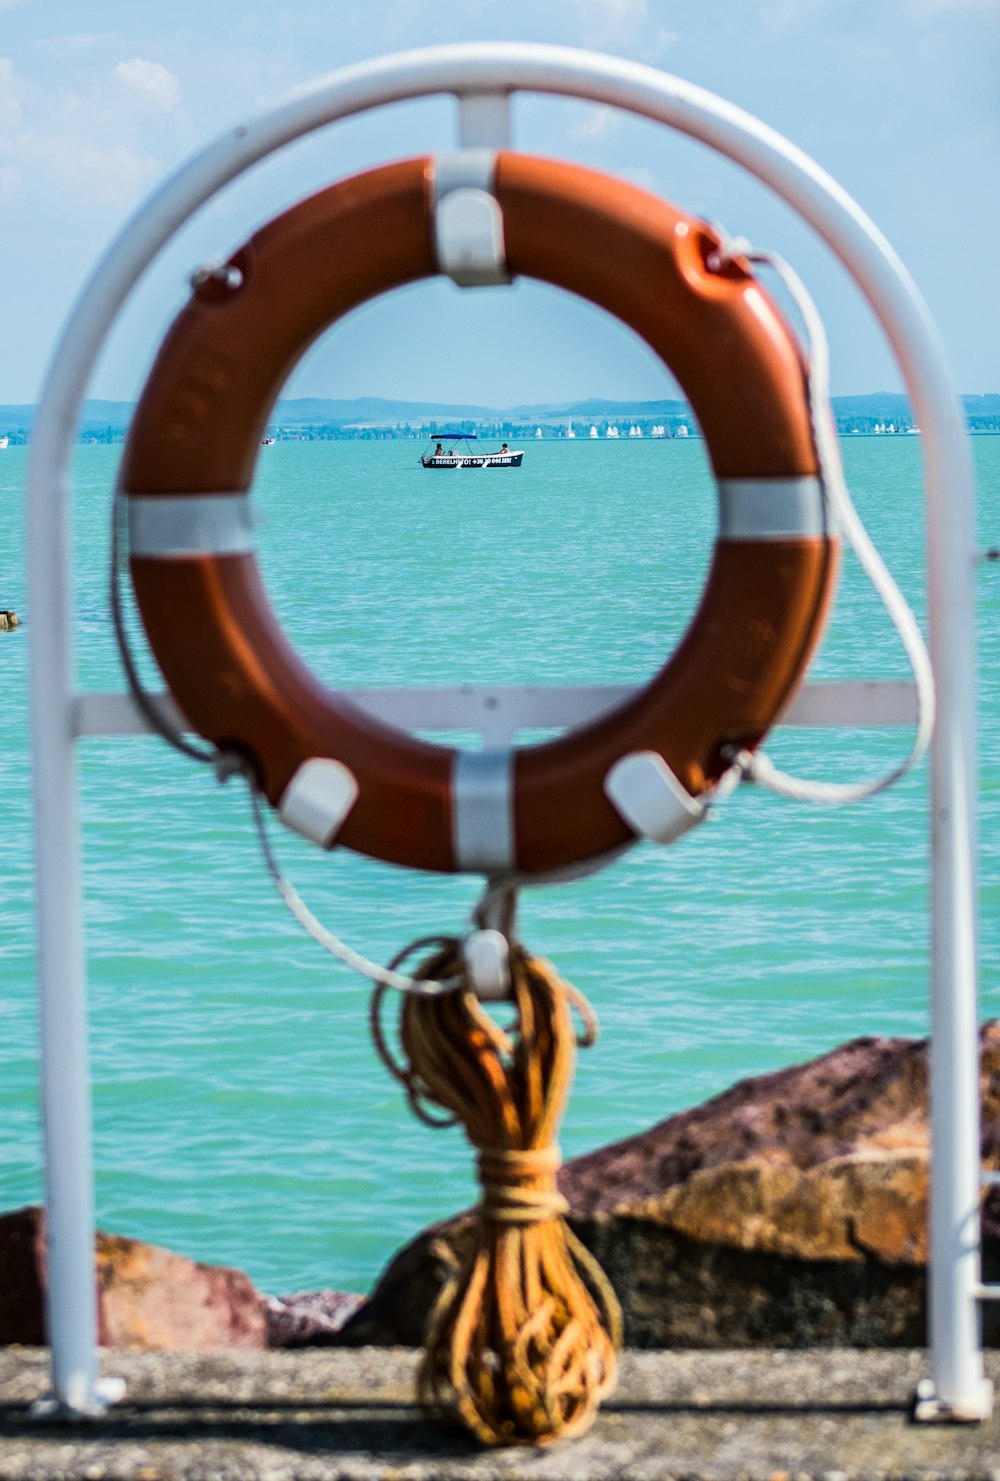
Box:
372;943;621;1447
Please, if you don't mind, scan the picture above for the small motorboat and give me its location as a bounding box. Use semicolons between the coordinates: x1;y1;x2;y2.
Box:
420;433;523;468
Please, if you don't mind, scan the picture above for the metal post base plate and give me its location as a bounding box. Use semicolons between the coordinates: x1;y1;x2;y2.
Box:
912;1377;994;1424
28;1376;126;1421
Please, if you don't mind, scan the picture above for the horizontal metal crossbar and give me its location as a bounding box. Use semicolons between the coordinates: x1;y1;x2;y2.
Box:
72;679;919;747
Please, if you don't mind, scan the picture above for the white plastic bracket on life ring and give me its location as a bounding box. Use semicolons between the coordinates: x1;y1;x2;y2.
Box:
278;757;359;847
432;149;510;287
605;750;710;845
463;928;512;1001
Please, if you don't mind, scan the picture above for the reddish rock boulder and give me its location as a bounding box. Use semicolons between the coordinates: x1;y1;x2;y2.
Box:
334;1023;1000;1350
0;1207;267;1351
265;1288;367;1347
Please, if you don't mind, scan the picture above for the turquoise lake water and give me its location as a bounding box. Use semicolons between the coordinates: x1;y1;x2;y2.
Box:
2;434;999;1298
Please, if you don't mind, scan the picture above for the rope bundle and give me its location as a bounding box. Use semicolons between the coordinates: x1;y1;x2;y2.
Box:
372;942;621;1447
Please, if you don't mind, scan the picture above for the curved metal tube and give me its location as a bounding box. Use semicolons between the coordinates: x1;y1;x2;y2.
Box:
26;43;980;1413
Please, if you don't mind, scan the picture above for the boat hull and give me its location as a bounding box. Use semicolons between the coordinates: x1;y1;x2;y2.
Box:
421;452;523;468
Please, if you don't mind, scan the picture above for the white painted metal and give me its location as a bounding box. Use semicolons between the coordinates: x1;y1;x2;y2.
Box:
72;680;921;745
26;448;103;1411
779;679;919;728
71;692;188;738
458;92;510;149
26;42;980;1415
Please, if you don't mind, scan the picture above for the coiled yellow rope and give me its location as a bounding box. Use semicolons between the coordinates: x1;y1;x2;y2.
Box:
372;942;621;1447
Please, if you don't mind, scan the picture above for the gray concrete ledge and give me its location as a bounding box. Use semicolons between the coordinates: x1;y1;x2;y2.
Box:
2;1347;1000;1480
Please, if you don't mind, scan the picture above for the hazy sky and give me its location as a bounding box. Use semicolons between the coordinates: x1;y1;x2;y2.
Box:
1;0;997;408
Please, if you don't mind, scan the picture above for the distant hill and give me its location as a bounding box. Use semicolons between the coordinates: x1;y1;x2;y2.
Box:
503;397;692;419
0;392;997;442
0;400;137;442
961;394;1000;416
267;396;500;424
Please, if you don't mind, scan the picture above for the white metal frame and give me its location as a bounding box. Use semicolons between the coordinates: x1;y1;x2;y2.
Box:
26;43;986;1418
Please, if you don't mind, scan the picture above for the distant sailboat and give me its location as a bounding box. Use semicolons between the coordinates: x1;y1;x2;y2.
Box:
0;437;8;449
589;425;598;438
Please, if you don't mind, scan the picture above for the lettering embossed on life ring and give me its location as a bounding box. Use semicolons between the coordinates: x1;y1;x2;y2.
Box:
121;153;838;875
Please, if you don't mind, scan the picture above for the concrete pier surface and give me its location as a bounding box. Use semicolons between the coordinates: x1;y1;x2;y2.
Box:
2;1347;1000;1480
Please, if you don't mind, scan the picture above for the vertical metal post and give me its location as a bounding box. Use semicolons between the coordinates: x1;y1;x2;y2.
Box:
921;396;992;1419
26;451;101;1411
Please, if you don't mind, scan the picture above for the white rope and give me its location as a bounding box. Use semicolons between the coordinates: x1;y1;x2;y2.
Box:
245;784;467;997
710;238;936;804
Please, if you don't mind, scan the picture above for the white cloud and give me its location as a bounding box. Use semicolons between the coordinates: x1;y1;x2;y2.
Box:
0;58;22;132
581;0;649;23
49;35;103;52
571;0;653;47
759;0;831;25
574;105;618;139
621;164;658;193
15;131;159;204
113;58;180;112
0;47;189;225
649;27;679;57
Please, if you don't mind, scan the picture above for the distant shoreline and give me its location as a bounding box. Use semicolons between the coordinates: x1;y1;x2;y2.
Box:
3;429;999;447
0;392;997;446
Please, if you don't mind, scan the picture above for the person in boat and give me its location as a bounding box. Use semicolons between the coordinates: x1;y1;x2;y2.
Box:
434;442;444;457
500;443;509;454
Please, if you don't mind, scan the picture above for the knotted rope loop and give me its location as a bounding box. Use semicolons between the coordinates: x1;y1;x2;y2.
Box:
477;1146;570;1224
373;940;621;1446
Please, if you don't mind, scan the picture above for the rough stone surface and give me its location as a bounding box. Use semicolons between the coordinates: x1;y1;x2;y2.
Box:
2;1346;1000;1479
335;1023;1000;1350
0;1208;47;1346
265;1289;367;1348
0;1208;268;1351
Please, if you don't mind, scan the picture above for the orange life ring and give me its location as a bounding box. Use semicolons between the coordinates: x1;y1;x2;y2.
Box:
121;153;838;876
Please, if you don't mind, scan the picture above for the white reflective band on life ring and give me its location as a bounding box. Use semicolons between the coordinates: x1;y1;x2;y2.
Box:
717;476;827;540
452;747;515;872
127;493;254;556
